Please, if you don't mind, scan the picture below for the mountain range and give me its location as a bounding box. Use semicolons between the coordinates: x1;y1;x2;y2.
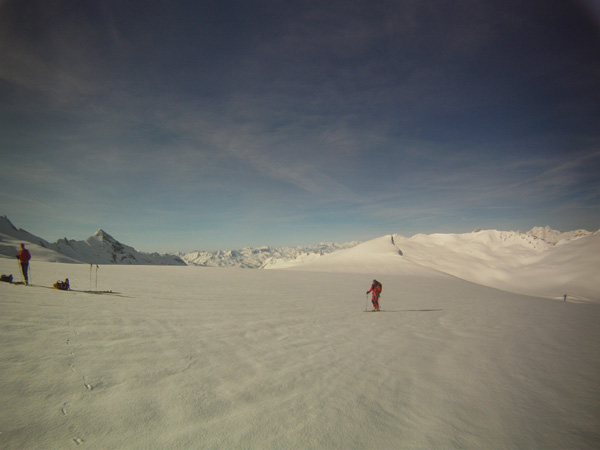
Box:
1;215;598;299
177;241;359;269
0;216;357;267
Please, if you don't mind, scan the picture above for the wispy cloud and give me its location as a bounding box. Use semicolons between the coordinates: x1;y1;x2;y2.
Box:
1;0;598;250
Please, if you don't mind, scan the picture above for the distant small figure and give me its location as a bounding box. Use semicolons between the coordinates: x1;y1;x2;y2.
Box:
54;279;70;291
366;279;383;311
16;243;31;285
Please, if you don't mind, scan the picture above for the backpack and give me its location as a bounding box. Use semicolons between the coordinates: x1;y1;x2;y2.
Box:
374;280;382;293
54;279;70;291
1;274;13;283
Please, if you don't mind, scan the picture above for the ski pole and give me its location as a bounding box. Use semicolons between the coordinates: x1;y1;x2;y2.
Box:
365;293;369;311
28;263;32;285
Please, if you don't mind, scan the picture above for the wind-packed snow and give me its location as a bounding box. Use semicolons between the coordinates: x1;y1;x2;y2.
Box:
1;232;599;449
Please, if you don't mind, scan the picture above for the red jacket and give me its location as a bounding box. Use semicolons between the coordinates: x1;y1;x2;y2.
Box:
368;282;381;299
17;248;31;263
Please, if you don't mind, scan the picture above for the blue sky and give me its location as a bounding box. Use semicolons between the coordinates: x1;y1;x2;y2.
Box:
1;0;599;252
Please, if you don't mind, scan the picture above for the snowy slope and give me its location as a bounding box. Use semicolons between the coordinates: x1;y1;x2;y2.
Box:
0;216;80;263
52;229;185;265
265;228;600;302
0;233;81;264
2;215;598;300
0;216;184;265
393;228;599;301
1;259;598;449
0;215;52;248
263;235;448;277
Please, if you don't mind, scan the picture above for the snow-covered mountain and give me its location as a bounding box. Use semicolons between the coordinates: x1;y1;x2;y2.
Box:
179;242;360;269
51;229;186;265
0;216;357;267
0;216;185;265
2;215;598;300
264;227;600;301
0;216;81;263
0;215;52;249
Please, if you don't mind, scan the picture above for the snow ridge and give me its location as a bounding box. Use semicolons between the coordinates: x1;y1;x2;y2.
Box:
0;215;51;249
526;226;591;245
264;228;600;301
0;216;185;265
1;215;598;300
178;242;360;268
52;229;186;265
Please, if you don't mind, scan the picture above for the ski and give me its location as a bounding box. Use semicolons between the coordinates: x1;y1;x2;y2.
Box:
4;282;121;296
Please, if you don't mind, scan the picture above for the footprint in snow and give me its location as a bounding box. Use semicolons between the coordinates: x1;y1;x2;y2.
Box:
82;375;93;391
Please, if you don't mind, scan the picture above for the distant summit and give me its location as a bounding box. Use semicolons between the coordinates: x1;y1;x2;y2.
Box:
0;216;185;265
52;229;185;265
179;242;360;269
91;229;112;240
0;216;357;267
526;226;591;245
1;215;597;298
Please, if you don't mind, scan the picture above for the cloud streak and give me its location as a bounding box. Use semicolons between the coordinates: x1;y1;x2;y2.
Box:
1;0;598;251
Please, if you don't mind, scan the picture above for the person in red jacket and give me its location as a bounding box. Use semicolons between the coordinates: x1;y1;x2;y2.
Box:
366;279;382;311
16;243;31;285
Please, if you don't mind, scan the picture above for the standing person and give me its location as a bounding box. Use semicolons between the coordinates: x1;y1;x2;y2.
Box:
16;243;31;285
366;279;382;311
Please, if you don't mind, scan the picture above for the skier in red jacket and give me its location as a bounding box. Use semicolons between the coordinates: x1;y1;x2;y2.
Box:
366;279;382;311
16;243;31;285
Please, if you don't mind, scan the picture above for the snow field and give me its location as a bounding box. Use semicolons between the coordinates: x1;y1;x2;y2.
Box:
273;234;600;302
0;259;599;449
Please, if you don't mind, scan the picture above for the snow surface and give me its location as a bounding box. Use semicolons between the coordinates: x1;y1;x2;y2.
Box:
264;230;600;302
1;235;599;449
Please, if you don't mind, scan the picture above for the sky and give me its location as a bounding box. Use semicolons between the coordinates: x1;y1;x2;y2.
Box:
1;0;599;253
